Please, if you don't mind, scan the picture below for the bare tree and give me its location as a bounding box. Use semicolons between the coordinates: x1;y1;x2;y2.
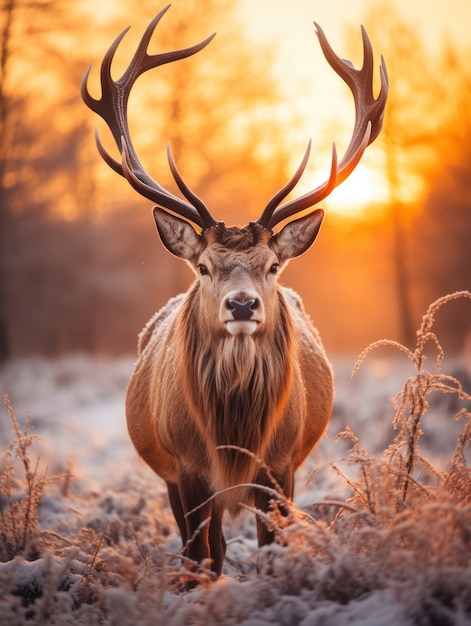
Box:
0;0;97;358
346;4;445;345
0;0;16;359
416;48;471;349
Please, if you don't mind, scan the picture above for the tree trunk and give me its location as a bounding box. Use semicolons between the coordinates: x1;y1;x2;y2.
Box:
0;0;16;361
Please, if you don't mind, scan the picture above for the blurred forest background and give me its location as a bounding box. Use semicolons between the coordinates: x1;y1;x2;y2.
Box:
0;0;470;361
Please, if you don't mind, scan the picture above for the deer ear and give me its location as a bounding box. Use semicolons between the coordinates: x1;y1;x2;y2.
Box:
153;207;202;261
271;209;324;262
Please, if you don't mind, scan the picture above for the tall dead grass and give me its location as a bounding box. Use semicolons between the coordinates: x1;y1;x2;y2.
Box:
0;395;51;562
352;290;471;504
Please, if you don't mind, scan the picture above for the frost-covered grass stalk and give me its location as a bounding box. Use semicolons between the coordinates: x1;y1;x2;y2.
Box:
0;292;470;625
0;395;48;561
352;290;471;502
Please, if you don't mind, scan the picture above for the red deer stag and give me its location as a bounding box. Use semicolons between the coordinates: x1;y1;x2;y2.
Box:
81;5;388;579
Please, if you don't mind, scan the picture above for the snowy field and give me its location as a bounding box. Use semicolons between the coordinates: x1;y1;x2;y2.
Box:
1;336;471;624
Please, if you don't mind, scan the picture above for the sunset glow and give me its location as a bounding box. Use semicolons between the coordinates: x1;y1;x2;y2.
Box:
326;163;390;216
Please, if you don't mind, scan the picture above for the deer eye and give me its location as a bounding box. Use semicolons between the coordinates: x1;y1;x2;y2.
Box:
268;263;280;275
197;264;209;276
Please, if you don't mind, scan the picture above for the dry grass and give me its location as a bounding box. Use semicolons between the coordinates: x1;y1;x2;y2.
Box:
0;292;470;625
354;292;471;507
0;395;52;562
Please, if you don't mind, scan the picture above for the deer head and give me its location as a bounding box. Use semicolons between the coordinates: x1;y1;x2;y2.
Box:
81;5;388;337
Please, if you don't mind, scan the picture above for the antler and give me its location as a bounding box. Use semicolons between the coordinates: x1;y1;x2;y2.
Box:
255;23;388;231
80;5;220;231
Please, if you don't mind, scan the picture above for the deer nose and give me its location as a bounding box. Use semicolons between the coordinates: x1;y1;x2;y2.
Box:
227;299;258;321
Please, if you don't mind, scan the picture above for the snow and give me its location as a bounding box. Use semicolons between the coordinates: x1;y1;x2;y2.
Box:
0;352;470;624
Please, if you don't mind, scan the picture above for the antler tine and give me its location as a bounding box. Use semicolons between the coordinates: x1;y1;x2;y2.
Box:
120;139;209;225
260;143;339;230
166;143;224;229
253;141;313;232
81;5;218;231
317;23;388;174
256;23;388;231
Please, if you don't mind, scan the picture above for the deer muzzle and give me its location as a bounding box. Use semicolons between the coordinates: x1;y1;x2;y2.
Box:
220;291;264;335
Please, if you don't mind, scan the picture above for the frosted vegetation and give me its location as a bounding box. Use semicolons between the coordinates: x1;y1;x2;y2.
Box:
1;293;471;625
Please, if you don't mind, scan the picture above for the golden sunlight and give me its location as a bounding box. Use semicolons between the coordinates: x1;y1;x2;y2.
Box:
326;163;390;216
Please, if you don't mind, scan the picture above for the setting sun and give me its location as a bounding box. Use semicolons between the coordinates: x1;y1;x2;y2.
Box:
326;162;390;216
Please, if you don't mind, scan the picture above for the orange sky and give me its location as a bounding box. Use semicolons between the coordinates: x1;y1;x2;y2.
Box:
83;0;470;48
238;0;470;51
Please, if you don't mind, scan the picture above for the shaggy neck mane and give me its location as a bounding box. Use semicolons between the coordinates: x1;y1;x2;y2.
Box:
178;285;295;494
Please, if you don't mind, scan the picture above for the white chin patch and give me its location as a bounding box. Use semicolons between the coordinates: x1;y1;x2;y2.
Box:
225;321;258;336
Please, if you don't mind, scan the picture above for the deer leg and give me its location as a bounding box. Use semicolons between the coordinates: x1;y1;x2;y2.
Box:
207;503;226;576
254;467;294;548
177;474;218;574
166;481;187;545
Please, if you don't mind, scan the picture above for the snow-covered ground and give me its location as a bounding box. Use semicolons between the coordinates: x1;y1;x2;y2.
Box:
0;351;470;625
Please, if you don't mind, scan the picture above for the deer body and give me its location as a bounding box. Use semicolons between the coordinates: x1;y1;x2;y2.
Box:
81;5;387;579
126;221;333;572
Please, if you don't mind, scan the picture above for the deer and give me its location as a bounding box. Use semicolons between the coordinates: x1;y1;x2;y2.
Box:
81;5;388;580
